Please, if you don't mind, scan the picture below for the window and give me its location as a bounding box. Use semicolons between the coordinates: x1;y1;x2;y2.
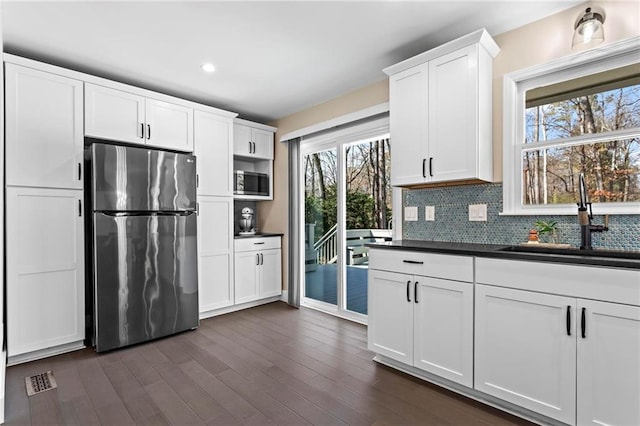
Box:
503;37;640;215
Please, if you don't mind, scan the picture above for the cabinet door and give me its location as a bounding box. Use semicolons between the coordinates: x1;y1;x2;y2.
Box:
5;64;83;189
145;99;194;152
367;270;414;365
259;249;282;298
428;45;478;182
194;110;232;196
414;277;473;387
234;251;260;304
577;299;640;426
251;128;274;160
233;123;252;156
85;83;145;144
389;63;429;186
475;285;576;425
6;187;84;358
197;196;234;313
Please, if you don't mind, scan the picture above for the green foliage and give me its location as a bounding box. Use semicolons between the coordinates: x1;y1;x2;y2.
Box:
534;220;558;235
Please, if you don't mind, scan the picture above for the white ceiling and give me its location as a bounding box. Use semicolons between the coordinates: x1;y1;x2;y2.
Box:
2;1;582;123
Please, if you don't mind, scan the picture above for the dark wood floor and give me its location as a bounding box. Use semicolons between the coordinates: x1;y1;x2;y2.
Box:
6;302;533;425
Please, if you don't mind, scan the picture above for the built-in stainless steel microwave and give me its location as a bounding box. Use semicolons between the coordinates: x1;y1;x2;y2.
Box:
234;170;269;196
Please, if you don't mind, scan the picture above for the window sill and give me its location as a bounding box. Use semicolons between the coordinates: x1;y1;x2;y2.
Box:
500;204;640;216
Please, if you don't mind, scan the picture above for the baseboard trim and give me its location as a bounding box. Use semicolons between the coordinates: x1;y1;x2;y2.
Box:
373;355;563;426
8;341;86;367
199;295;283;320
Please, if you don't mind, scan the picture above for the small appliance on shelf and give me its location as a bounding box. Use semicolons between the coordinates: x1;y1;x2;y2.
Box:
239;207;256;235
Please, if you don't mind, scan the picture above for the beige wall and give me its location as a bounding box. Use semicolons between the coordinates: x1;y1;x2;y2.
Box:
259;79;389;290
262;1;640;291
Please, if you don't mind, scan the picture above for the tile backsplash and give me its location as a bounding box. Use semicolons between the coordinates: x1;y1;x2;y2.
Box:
403;183;640;251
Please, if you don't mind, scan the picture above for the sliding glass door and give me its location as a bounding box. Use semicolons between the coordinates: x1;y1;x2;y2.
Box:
301;134;391;322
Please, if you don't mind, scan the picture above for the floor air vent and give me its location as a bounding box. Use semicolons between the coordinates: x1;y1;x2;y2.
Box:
25;371;57;396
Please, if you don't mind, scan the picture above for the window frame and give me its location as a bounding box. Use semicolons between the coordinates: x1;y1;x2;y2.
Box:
502;36;640;216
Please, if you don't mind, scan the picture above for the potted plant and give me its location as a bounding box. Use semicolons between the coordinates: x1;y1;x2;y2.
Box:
534;220;559;244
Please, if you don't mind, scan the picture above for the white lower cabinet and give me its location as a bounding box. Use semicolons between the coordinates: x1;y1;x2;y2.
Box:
197;196;234;314
475;258;640;426
474;284;577;424
368;250;474;387
577;299;640;426
234;237;282;304
6;187;84;361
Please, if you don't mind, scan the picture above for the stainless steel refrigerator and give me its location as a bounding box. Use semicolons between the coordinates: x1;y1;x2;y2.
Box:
88;142;198;352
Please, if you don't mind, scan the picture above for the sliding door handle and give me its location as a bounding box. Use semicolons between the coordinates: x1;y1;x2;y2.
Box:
566;305;571;336
406;280;411;302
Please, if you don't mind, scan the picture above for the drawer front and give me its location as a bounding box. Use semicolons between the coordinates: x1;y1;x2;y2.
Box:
476;257;640;306
369;249;473;282
235;236;281;252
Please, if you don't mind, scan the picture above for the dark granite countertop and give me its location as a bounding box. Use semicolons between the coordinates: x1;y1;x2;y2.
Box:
366;240;640;270
234;232;284;239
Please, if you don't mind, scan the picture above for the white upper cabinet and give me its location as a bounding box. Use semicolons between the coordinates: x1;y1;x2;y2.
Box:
144;99;193;151
385;29;499;187
85;83;145;145
5;64;84;189
388;64;429;186
85;83;194;152
194;110;233;197
233;121;274;160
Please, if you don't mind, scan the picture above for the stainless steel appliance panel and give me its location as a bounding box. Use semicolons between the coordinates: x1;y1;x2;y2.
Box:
92;143;196;212
93;211;198;352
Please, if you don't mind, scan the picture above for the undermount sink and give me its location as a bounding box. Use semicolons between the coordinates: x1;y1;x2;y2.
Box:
497;244;640;261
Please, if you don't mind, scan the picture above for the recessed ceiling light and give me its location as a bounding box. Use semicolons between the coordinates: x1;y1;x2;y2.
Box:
201;62;216;73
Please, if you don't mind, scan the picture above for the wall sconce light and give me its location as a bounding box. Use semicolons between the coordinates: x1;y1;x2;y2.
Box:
572;6;606;50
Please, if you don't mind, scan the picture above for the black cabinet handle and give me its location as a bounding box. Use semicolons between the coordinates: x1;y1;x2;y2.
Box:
402;260;424;265
566;305;571;336
140;123;144;139
252;142;256;153
429;157;434;177
581;308;587;338
406;280;411;302
78;163;82;181
414;282;419;303
260;253;264;265
422;158;426;178
147;124;151;140
254;242;265;245
256;253;260;265
196;174;199;188
249;141;252;153
78;199;82;217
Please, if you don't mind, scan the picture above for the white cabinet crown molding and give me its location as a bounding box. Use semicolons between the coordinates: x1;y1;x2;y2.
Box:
3;53;238;118
235;117;277;132
383;28;499;76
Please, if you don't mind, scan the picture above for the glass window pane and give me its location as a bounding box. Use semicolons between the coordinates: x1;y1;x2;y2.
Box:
525;84;640;144
344;138;392;315
304;149;337;307
521;138;640;205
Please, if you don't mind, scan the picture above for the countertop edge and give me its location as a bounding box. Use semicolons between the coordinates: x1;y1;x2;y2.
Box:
366;241;640;270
